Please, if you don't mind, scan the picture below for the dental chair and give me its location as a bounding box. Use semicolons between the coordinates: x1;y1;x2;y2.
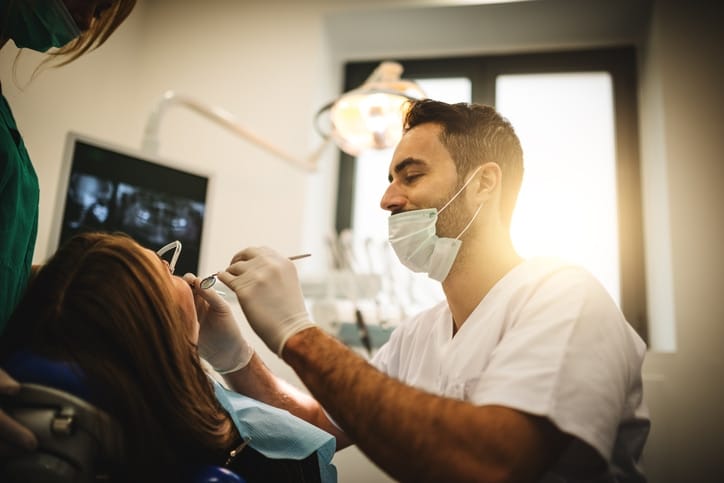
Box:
0;351;245;483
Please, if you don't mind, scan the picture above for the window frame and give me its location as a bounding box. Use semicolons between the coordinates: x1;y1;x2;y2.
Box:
335;47;647;340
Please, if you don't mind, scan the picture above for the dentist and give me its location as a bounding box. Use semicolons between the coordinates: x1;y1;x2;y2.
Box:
199;99;651;482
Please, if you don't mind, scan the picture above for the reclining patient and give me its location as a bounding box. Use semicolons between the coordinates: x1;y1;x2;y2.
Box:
0;232;336;483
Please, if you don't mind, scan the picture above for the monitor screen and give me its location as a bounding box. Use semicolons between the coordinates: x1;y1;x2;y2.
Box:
49;133;209;276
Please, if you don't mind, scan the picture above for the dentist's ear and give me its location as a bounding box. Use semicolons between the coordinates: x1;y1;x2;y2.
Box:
476;162;501;199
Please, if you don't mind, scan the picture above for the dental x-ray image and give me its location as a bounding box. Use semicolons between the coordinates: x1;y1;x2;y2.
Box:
52;134;209;276
115;184;204;247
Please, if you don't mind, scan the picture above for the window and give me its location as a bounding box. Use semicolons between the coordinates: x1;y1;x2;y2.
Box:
336;48;647;340
498;72;621;305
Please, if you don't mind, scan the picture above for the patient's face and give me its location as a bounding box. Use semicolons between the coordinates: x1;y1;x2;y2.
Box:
142;246;200;344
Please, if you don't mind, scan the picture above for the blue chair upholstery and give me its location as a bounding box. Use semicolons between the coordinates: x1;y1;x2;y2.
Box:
0;351;245;483
188;466;245;483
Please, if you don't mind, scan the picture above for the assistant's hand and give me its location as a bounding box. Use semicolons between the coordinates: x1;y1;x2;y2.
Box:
217;247;315;357
0;368;37;453
183;273;254;374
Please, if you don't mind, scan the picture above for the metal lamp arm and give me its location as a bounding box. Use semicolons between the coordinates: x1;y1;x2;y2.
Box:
142;90;330;172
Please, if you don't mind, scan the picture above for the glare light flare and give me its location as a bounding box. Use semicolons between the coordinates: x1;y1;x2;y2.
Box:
498;72;621;305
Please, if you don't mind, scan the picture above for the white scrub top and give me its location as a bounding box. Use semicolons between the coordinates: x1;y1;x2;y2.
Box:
372;257;649;481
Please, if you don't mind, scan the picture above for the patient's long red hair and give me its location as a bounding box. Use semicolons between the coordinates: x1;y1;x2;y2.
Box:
2;232;238;481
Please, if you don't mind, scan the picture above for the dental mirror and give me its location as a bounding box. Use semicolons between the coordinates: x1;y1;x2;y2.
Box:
199;274;217;289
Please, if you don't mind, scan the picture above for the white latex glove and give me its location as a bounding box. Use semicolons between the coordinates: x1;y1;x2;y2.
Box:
0;368;37;452
183;273;254;374
217;247;315;357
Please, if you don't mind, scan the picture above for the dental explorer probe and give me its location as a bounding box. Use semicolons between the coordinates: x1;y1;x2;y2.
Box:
198;253;312;290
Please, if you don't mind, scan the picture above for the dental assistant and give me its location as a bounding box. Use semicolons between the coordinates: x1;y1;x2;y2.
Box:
0;0;135;332
195;99;650;482
0;0;135;453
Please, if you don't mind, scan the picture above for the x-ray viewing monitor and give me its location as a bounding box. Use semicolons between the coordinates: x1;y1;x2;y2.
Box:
49;132;210;276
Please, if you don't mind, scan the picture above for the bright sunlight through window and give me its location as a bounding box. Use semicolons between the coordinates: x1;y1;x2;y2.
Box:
497;72;621;305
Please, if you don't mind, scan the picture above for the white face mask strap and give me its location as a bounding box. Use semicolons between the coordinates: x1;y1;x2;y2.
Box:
439;165;482;214
455;201;484;240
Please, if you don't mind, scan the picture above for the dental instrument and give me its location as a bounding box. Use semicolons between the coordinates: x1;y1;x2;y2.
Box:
198;253;312;291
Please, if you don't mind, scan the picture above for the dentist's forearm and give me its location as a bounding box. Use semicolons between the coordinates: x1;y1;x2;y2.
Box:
282;327;564;483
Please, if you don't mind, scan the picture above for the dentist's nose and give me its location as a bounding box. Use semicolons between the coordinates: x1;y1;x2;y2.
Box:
380;183;406;213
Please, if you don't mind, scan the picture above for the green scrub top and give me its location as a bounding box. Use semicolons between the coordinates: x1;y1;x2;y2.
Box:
0;86;39;334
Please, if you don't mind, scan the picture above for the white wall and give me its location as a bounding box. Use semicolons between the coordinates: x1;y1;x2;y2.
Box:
2;0;723;481
637;1;724;481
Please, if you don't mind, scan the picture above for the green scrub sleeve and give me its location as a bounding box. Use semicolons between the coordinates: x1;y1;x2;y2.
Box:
0;91;39;334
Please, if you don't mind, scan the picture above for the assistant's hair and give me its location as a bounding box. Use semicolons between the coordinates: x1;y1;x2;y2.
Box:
49;0;136;66
404;99;524;228
0;0;136;73
1;232;237;481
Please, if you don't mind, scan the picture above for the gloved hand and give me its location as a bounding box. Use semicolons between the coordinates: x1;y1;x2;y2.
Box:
0;368;37;453
217;247;316;357
183;273;254;374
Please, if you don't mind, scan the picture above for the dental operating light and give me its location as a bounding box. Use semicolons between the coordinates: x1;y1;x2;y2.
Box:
141;61;425;171
314;61;426;156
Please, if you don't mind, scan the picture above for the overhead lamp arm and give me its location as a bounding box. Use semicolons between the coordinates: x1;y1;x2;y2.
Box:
141;90;331;172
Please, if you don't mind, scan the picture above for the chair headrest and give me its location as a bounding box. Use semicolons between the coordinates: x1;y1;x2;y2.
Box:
1;351;247;483
3;350;91;402
0;383;124;483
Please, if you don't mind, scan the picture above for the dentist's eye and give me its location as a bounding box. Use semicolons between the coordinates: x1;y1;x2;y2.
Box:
404;174;422;184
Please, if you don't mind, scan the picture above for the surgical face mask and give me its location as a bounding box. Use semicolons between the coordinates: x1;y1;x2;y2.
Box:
7;0;82;52
388;167;483;282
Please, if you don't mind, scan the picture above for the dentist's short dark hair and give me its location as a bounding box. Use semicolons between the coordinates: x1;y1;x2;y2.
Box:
403;98;524;228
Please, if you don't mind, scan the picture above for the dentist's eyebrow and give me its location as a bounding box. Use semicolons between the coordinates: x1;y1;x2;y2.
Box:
388;158;426;183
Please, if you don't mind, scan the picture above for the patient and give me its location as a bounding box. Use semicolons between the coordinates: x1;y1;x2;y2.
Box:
0;232;336;483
